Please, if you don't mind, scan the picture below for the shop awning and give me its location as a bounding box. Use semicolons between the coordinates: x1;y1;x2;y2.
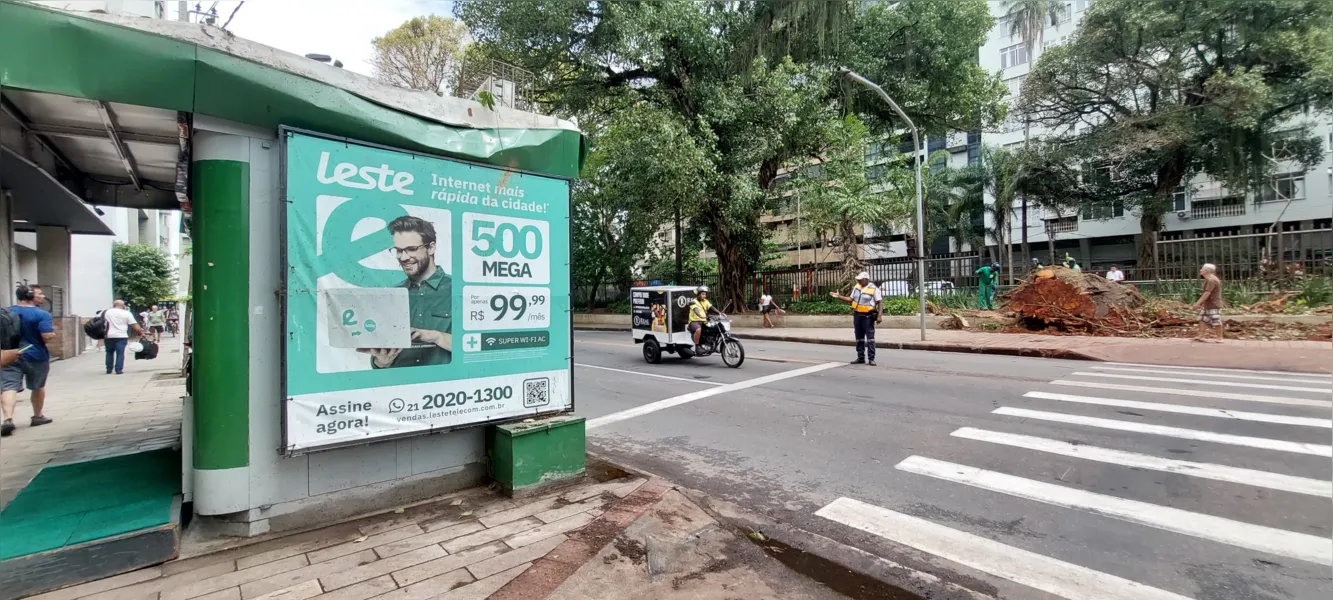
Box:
1;146;114;235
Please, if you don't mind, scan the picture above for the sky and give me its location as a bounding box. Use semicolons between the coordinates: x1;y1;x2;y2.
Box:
193;0;456;76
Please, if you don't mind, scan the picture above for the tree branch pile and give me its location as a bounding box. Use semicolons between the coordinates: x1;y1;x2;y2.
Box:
1004;266;1147;332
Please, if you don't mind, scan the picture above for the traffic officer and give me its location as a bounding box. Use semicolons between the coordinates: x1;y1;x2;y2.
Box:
830;272;882;366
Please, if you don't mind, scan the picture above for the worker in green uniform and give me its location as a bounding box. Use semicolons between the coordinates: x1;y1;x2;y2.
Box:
975;262;1001;310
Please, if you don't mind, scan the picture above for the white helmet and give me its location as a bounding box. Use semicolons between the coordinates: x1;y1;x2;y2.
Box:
856;272;870;280
696;285;709;293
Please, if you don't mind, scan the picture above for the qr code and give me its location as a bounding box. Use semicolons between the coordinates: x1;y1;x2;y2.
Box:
523;378;550;408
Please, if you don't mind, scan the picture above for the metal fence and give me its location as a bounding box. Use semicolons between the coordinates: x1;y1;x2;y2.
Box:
1153;228;1333;282
575;252;986;309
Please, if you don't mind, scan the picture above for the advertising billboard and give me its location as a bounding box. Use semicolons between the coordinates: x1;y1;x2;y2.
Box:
281;130;572;453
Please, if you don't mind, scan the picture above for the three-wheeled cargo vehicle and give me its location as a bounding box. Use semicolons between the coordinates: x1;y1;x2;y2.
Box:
630;285;745;367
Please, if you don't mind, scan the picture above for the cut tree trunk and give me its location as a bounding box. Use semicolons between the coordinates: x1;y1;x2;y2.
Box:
1006;266;1145;329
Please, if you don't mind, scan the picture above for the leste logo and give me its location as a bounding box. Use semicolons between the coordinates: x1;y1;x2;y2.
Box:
317;152;415;196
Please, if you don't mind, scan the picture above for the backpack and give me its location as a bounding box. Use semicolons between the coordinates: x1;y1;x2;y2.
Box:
84;312;108;340
0;307;20;350
134;340;159;360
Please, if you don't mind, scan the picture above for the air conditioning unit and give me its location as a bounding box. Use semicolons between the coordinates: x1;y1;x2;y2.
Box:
1177;210;1190;220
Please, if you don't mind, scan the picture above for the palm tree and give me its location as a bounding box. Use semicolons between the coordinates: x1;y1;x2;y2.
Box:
799;115;913;282
999;0;1062;273
930;146;1022;283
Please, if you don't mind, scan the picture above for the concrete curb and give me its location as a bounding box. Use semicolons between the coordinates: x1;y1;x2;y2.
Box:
573;326;1101;362
585;452;1000;600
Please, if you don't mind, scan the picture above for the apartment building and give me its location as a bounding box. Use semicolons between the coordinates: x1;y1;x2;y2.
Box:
982;0;1333;273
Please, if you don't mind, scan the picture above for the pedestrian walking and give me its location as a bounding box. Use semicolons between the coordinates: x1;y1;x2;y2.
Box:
147;304;167;344
759;289;784;328
830;272;882;366
1;285;56;437
1106;265;1125;282
1193;263;1225;343
975;263;1000;310
103;300;145;375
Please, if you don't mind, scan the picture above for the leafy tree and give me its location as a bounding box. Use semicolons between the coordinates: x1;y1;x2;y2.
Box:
371;15;469;95
572;105;712;305
112;243;176;312
1020;0;1333;269
454;0;1006;309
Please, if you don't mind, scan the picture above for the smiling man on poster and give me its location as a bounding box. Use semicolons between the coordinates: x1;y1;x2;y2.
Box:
360;215;453;368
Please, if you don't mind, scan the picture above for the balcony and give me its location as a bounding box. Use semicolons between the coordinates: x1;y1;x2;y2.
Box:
1189;196;1246;219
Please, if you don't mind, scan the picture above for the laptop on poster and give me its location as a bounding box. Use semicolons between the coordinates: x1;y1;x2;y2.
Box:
323;287;413;349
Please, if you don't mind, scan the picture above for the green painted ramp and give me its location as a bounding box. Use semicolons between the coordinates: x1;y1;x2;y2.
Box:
0;449;181;600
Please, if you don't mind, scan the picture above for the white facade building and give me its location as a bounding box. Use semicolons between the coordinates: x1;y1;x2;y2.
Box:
979;0;1333;272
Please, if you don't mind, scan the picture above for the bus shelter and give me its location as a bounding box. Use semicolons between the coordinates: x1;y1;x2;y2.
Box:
0;4;584;596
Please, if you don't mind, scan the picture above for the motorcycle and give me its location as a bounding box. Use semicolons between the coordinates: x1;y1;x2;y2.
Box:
631;285;745;368
677;313;745;368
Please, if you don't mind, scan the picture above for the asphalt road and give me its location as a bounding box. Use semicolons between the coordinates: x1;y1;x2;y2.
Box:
571;330;1333;600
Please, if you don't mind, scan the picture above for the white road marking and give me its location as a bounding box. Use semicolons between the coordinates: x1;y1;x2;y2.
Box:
1090;366;1331;385
993;407;1333;457
585;362;844;430
1050;380;1332;408
815;498;1195;600
1105;362;1332;378
951;428;1332;498
895;456;1332;566
575;363;724;386
1071;372;1330;394
1023;391;1332;428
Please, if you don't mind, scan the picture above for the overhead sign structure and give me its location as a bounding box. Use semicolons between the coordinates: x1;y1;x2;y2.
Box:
281;130;572;453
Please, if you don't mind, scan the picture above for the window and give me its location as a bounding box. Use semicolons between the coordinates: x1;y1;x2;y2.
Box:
1002;111;1025;133
927;136;946;154
967;143;981;166
1004;75;1026;100
1051;3;1072;26
864;141;884;162
1172;187;1189;212
1257;172;1305;203
1043;36;1068;49
1082;200;1125;220
1000;44;1028;69
866;164;886;183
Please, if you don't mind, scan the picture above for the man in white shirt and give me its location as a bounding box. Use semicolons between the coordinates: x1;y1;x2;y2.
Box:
103;300;144;375
1106;265;1125;282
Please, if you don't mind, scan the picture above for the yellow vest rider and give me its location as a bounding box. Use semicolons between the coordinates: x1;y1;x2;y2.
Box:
689;285;720;350
830;272;882;365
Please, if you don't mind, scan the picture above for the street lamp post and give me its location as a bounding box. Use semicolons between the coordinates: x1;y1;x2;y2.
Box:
838;68;926;341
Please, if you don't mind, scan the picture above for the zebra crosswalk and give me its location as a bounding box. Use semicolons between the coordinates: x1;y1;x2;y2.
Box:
816;362;1333;600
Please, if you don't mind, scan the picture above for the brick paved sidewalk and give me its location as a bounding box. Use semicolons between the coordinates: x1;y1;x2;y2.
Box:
0;342;185;508
24;474;841;600
726;327;1333;373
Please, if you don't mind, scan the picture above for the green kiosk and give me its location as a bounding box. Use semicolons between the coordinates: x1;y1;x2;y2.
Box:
0;3;585;597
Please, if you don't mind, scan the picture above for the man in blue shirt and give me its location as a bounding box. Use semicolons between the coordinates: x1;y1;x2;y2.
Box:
1;285;56;436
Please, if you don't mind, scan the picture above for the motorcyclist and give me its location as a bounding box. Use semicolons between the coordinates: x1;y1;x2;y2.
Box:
688;286;721;352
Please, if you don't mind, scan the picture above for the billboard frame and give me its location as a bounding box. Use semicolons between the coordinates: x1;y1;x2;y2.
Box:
277;126;575;456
